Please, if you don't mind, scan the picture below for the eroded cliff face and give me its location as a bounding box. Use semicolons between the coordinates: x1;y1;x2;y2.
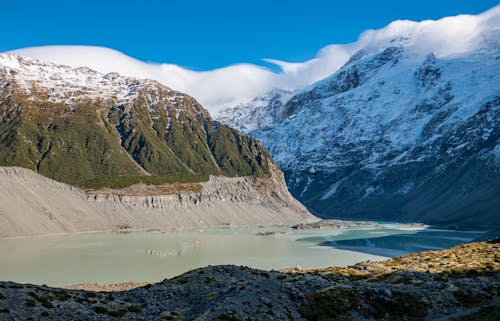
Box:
0;166;314;238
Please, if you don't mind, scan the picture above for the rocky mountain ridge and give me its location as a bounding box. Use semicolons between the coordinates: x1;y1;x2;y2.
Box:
0;53;314;236
216;89;294;133
216;22;500;230
0;53;272;188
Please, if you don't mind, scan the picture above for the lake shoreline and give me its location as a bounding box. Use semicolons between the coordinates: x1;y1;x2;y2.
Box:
0;240;497;320
0;219;432;240
0;224;484;287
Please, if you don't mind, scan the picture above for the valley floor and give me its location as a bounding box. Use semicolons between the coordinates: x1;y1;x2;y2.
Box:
0;240;498;321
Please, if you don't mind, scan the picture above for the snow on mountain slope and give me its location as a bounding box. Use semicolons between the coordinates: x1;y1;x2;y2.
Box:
11;6;499;113
0;53;315;234
0;53;154;105
215;89;294;133
0;52;281;188
6;46;275;112
216;7;500;229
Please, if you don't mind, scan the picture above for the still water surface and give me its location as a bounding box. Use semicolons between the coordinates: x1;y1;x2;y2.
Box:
0;224;482;286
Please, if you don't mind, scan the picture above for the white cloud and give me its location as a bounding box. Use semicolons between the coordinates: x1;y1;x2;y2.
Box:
7;5;499;113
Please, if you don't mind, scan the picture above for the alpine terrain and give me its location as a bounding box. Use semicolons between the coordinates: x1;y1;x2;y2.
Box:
216;8;500;231
0;53;313;237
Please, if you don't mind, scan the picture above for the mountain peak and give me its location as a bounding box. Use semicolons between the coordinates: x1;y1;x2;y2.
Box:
0;53;276;189
215;22;500;230
0;53;179;107
6;6;498;113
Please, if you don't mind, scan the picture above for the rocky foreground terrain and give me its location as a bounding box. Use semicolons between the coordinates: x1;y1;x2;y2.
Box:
0;240;497;321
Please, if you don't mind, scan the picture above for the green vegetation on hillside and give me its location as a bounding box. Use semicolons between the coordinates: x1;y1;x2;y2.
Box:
0;84;271;189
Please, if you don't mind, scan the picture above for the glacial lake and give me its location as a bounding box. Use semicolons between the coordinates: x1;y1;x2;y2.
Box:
0;224;483;286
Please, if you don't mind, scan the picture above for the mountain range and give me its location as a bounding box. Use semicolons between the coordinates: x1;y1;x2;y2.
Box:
0;53;274;188
0;53;313;237
2;7;499;233
216;9;500;230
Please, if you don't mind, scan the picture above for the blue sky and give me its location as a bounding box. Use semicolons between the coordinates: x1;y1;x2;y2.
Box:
1;0;498;70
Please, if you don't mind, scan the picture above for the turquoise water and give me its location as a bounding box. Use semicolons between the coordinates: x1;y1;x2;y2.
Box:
296;226;484;257
0;225;482;286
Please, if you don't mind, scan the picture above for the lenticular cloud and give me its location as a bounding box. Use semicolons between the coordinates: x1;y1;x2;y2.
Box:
8;5;499;113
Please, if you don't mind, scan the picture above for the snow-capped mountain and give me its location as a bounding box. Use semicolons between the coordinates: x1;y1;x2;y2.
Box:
215;89;294;133
0;53;279;189
0;53;170;106
0;53;315;235
216;9;500;229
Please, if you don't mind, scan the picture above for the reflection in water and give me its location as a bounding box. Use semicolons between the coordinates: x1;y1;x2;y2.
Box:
317;228;484;257
0;225;485;286
146;239;201;257
0;227;388;286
